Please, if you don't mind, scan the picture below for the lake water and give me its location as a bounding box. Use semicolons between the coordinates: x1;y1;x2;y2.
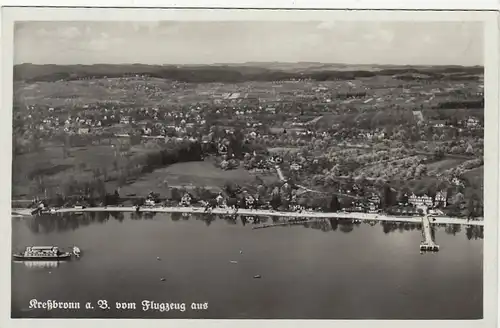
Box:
11;212;483;319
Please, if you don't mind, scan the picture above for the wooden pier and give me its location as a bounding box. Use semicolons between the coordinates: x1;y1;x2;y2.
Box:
420;215;440;252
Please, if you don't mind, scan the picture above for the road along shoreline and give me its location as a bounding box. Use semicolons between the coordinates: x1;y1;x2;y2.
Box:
11;206;484;226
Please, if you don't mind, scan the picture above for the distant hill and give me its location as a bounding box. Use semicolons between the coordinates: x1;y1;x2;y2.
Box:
13;63;484;83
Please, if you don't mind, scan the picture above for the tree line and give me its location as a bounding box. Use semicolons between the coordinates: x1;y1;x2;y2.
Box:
15;64;483;83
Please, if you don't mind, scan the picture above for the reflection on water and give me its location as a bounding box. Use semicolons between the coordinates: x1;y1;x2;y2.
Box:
19;212;484;240
13;260;60;269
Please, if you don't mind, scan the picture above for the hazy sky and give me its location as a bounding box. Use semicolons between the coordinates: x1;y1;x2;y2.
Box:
14;21;483;66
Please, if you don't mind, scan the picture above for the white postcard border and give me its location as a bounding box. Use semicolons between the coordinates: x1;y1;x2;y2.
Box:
1;7;498;328
0;0;499;10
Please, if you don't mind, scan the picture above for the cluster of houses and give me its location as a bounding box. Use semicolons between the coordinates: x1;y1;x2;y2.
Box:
29;101;215;138
408;190;448;208
411;100;481;130
462;117;482;129
157;186;452;216
35;114;103;135
345;189;449;215
211;104;278;115
427;116;482;129
118;109;206;137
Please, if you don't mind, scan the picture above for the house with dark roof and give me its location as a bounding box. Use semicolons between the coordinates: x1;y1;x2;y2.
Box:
434;190;448;207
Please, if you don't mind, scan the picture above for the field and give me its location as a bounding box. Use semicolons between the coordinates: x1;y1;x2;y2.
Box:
107;160;279;196
14;78;179;107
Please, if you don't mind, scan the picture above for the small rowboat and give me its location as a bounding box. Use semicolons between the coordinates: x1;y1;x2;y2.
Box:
72;246;81;257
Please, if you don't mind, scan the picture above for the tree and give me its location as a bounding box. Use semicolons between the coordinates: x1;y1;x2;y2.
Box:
312;175;324;185
397;191;409;205
280;183;291;197
314;197;328;210
324;175;335;187
63;142;70;159
466;144;474;155
239;197;247;209
36;176;47;195
134;197;145;206
298;197;309;207
382;185;396;209
374;177;386;187
329;195;341;212
227;197;238;208
415;164;427;177
53;193;65;207
452;192;465;205
224;182;239;197
112;189;120;204
117;174;127;188
466;198;476;218
434;148;445;160
170;188;182;202
354;174;366;185
257;185;267;198
270;193;281;210
228;128;245;158
94;178;107;199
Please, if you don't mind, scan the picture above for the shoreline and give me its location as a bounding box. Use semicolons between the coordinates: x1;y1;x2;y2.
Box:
11;206;484;226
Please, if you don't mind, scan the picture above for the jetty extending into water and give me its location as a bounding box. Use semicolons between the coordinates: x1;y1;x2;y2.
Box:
11;206;484;226
252;218;313;229
420;215;440;252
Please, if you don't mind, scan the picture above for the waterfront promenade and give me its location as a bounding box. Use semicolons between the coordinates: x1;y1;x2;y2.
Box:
11;206;484;226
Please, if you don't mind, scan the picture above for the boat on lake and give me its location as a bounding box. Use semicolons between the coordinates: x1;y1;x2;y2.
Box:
72;246;81;257
12;246;72;261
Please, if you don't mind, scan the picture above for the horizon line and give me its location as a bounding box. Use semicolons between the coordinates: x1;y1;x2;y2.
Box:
14;62;485;68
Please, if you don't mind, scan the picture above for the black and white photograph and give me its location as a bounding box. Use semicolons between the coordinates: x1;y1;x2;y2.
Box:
2;7;499;324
